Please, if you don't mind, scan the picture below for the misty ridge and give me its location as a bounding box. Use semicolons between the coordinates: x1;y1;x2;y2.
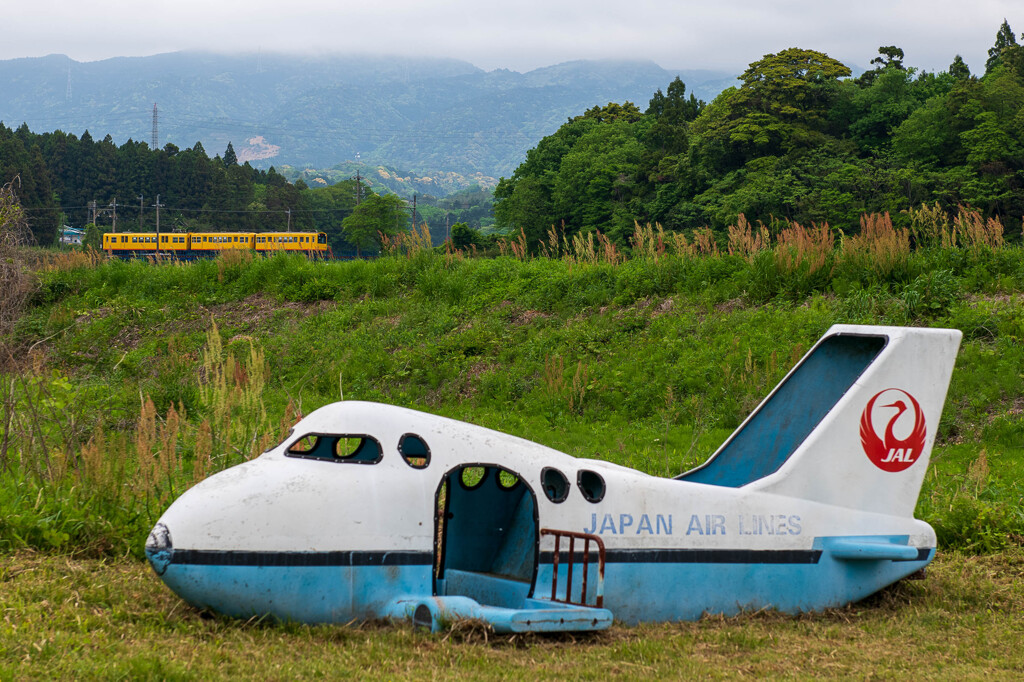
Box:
0;51;734;185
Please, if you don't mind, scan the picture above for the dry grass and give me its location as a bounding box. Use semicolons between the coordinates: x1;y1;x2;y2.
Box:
726;214;771;260
0;179;37;352
775;221;834;276
1;550;1022;678
381;223;435;257
841;212;911;280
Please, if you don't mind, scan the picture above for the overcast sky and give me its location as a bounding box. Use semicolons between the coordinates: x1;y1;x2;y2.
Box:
7;1;1022;75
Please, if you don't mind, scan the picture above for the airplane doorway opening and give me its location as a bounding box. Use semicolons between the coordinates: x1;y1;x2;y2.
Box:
434;464;538;608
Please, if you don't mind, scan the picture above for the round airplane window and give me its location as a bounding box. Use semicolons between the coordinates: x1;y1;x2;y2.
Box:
541;467;569;503
577;469;606;503
399;433;431;469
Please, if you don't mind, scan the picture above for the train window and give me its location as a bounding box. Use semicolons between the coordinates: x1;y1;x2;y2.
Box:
399;434;430;469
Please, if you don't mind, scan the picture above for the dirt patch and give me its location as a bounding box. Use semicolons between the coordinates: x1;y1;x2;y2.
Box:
465;360;496;380
509;309;551;325
94;293;336;356
653;297;675;316
205;293;335;331
715;298;746;314
967;293;1019;305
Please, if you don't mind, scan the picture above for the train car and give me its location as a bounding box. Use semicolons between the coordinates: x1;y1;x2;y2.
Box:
189;232;256;252
101;230;329;259
255;232;328;253
157;233;190;253
103;233;159;254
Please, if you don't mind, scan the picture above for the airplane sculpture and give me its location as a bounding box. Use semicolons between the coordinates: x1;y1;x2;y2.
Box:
147;324;961;632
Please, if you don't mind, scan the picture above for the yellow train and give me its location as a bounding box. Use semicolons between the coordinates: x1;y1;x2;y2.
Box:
102;231;330;257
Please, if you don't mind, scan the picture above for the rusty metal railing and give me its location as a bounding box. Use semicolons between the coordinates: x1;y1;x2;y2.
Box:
540;528;605;608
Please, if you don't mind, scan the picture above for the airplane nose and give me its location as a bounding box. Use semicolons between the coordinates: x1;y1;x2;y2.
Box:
146;522;173;576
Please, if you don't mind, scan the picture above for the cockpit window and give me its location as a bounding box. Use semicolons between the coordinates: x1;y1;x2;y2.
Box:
288;434;316;453
399;433;431;469
286;434;382;464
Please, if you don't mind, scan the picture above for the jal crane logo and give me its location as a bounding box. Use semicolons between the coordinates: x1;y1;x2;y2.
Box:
859;389;927;472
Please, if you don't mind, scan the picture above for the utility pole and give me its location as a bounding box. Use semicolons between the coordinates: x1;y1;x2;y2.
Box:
90;200;97;226
153;195;164;253
355;171;362;205
411;195;417;231
151;103;159;150
138;194;144;229
286;208;292;232
109;197;118;233
445;210;450;242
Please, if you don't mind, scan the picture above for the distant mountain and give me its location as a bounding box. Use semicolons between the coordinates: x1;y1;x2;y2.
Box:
279;162;498;199
0;52;734;184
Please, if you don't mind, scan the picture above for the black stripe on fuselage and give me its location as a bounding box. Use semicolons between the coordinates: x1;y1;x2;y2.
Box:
541;548;825;565
169;546;930;568
170;549;433;567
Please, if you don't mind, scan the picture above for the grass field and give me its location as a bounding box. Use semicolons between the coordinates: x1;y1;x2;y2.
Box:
2;227;1023;677
2;550;1023;679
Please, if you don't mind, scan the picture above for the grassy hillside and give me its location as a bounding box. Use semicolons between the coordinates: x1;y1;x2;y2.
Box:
3;218;1023;558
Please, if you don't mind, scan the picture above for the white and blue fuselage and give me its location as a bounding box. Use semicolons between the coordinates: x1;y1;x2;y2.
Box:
147;325;961;632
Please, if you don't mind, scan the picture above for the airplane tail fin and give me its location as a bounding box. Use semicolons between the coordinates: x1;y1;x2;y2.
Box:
678;325;961;517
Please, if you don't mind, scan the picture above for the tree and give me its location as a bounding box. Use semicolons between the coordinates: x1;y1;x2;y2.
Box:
644;77;703;156
737;48;852;123
949;55;971;80
843;67;954;152
857;46;907;86
340;193;406;254
986;19;1019;73
691;49;851;171
450;222;477;248
223;142;238;167
872;46;905;70
82;222;102;249
575;101;644;124
551;121;645;240
493;176;555;246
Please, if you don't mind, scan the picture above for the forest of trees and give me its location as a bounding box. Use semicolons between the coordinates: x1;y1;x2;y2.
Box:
495;22;1024;247
0;125;494;253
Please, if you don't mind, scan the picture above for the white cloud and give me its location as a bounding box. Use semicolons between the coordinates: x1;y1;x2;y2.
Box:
4;0;1020;75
